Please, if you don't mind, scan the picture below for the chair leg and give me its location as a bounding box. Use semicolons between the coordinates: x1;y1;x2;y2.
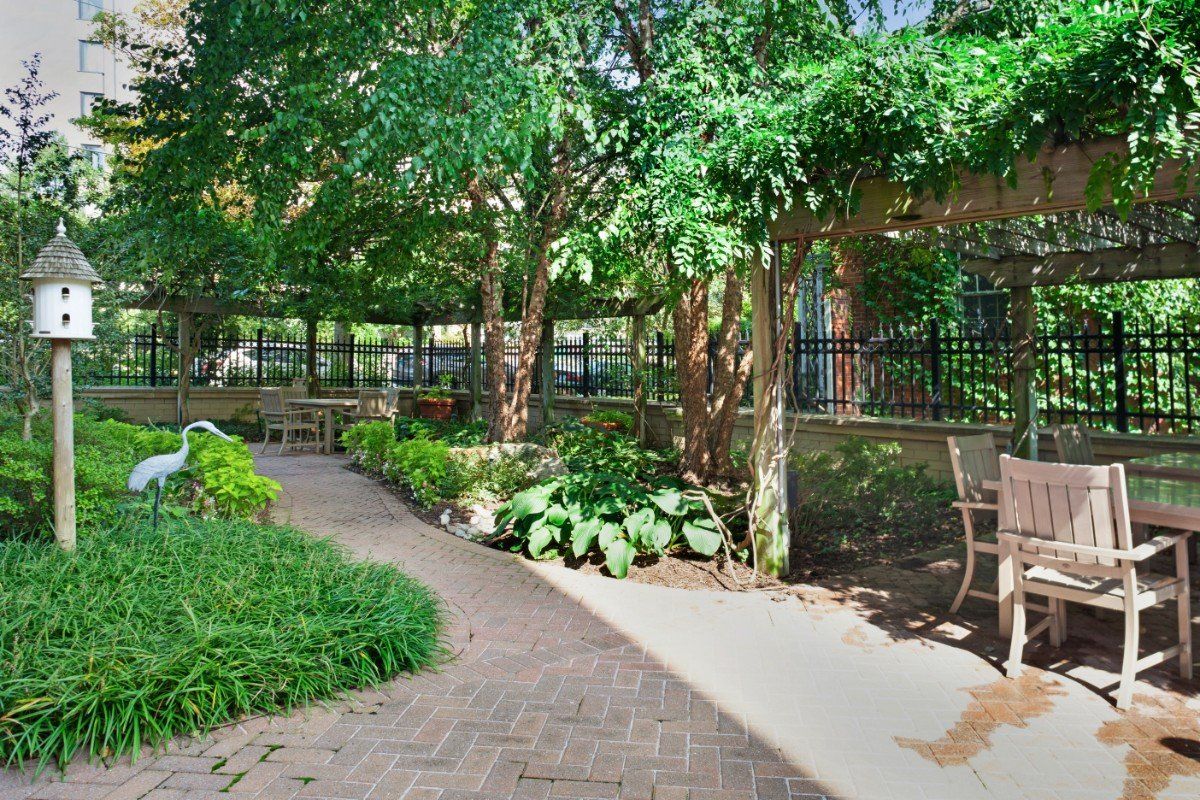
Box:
1116;600;1140;710
1176;541;1193;680
278;425;288;456
1057;599;1068;644
950;509;976;614
1006;564;1027;678
1049;598;1063;648
260;426;271;454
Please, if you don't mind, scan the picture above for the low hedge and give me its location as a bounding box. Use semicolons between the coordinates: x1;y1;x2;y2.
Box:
0;518;444;770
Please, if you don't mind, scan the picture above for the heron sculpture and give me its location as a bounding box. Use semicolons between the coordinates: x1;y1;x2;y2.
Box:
128;420;233;528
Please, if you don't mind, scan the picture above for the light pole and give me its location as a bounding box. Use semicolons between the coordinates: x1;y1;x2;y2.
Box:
21;219;103;551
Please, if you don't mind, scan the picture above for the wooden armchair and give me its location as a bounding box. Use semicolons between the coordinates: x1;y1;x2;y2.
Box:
341;389;393;425
1051;423;1095;465
999;455;1192;709
260;387;319;455
947;433;1003;614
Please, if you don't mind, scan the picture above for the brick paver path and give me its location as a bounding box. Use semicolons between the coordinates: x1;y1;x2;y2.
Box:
6;453;1200;800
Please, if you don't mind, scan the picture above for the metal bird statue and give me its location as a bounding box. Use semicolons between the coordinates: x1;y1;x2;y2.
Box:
127;420;233;528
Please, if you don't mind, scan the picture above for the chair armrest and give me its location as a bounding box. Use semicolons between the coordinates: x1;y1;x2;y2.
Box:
953;500;998;512
1129;532;1191;561
998;529;1190;562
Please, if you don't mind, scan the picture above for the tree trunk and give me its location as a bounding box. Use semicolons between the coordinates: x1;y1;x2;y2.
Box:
673;278;712;482
177;312;195;427
17;335;40;442
708;266;752;476
480;243;507;441
498;187;561;441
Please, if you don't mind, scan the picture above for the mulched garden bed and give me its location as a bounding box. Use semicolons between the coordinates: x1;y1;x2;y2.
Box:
351;461;968;593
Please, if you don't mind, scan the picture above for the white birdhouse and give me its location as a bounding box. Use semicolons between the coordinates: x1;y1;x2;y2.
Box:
21;219;103;340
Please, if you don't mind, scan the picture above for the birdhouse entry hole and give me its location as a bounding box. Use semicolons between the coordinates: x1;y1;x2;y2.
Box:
61;286;70;301
62;313;71;328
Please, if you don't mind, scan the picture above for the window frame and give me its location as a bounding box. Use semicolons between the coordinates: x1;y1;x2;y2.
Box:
80;91;103;117
77;0;104;21
78;40;105;74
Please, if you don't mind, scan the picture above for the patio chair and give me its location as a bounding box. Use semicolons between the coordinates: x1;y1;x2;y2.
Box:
999;455;1192;709
341;389;393;425
947;433;1004;614
260;387;319;455
1051;423;1095;465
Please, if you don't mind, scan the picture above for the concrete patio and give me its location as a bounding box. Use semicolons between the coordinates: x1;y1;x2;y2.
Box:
4;453;1200;800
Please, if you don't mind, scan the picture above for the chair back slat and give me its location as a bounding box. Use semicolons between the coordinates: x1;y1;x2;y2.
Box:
281;385;308;403
358;390;388;416
1052;423;1095;465
385;387;402;413
947;434;1001;504
999;455;1132;567
260;387;284;415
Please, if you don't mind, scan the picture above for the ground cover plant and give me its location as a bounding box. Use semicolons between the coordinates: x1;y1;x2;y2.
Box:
0;518;443;771
788;437;957;576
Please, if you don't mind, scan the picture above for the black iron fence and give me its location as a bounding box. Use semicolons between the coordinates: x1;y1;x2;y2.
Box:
81;326;685;401
792;311;1200;434
81;313;1200;434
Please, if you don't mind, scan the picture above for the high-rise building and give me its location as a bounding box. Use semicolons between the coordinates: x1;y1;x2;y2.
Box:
0;0;138;167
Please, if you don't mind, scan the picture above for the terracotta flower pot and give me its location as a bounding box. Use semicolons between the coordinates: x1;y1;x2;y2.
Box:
417;397;455;421
582;418;625;433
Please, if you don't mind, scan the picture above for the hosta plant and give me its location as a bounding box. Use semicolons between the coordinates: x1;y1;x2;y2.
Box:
491;473;723;578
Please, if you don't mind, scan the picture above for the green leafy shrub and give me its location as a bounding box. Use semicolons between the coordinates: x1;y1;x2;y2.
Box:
190;437;281;519
343;420;396;473
541;421;675;481
393;415;442;441
382;438;451;507
788;437;956;570
0;518;443;770
392;415;486;447
0;415;279;539
444;450;538;505
493;473;723;578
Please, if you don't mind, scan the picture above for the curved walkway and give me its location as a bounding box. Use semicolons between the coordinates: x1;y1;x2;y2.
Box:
4;454;1198;800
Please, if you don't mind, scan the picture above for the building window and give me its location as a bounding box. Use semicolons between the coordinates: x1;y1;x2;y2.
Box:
79;40;105;74
80;91;103;117
78;0;105;20
959;271;1008;334
82;144;106;169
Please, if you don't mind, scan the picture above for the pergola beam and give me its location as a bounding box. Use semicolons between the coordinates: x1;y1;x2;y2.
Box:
769;136;1194;241
963;241;1200;288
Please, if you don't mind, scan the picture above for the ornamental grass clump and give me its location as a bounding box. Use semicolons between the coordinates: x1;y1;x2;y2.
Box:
0;519;444;771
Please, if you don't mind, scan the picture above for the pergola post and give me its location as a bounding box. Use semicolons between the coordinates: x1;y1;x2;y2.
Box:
412;321;425;402
630;314;648;444
470;320;483;421
1009;286;1038;460
748;243;790;576
540;319;555;427
305;318;319;396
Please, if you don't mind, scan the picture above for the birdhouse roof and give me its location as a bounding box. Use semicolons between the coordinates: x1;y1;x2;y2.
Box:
20;219;103;284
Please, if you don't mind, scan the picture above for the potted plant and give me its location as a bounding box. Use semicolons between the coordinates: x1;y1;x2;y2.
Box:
580;409;633;433
417;374;456;420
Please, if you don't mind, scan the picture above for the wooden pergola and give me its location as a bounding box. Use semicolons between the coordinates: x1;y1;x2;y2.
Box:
749;135;1199;575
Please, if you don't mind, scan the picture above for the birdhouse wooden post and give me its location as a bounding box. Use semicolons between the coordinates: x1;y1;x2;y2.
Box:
21;219;103;551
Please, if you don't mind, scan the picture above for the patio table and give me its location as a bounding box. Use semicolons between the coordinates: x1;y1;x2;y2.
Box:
983;475;1200;637
1124;451;1200;481
285;398;358;455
